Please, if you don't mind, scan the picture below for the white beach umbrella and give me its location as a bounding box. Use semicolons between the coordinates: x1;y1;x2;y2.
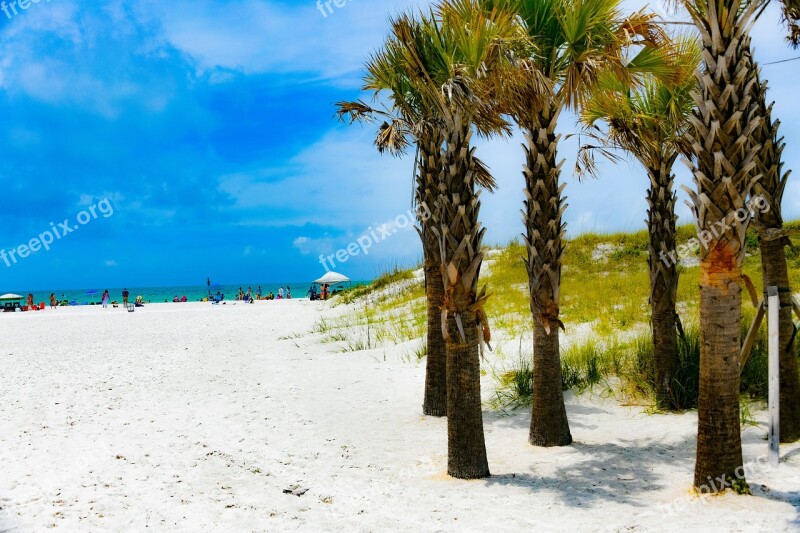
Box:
313;272;350;285
0;293;23;300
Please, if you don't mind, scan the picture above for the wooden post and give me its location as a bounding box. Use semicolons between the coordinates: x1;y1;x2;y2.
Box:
768;286;780;467
740;299;766;372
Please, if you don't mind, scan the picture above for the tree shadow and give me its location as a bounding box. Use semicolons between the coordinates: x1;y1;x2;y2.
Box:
751;484;800;527
483;436;697;509
483;401;609;431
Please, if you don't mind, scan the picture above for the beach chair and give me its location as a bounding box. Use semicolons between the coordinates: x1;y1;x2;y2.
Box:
126;302;135;313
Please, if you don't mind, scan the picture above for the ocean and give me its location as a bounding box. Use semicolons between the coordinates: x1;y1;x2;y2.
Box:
12;282;366;305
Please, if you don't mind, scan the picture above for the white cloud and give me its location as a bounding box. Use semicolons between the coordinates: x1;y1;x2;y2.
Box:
218;126;416;228
149;0;426;82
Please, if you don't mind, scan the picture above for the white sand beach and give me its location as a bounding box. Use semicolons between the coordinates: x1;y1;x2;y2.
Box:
1;301;799;531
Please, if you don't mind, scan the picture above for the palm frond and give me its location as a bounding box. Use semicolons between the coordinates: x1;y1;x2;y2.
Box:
783;0;800;47
577;31;701;176
335;100;382;124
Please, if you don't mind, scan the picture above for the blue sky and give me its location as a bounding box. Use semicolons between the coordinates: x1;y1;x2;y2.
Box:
0;0;798;290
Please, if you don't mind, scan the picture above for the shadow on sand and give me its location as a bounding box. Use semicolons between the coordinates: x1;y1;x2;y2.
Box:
481;401;800;520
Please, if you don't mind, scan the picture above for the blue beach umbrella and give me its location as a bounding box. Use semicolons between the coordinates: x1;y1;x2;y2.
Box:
86;289;98;304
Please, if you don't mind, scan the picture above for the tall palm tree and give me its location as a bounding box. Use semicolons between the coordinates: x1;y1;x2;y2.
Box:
749;61;800;441
678;0;767;492
482;0;668;447
578;35;702;410
336;37;496;419
390;1;520;478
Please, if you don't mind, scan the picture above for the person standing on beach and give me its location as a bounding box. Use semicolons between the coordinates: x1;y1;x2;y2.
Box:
256;286;262;300
122;288;129;306
286;286;291;299
101;290;110;308
278;287;284;299
50;294;57;309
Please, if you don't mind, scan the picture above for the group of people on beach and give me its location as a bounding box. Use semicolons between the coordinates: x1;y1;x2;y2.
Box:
17;281;335;312
100;289;142;308
234;286;292;301
308;284;331;301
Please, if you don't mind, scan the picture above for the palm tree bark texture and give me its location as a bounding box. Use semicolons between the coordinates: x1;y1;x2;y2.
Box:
750;66;800;442
419;130;449;418
648;157;681;410
434;112;491;479
682;0;764;493
523;102;572;448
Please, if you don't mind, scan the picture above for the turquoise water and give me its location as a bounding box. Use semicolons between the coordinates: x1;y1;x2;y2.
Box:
12;282;365;305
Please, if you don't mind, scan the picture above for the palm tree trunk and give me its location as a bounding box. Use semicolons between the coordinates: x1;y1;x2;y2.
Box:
523;104;572;448
646;161;680;410
750;72;800;442
695;257;745;490
758;237;800;441
436;113;489;479
682;0;764;491
423;258;448;416
419;133;448;418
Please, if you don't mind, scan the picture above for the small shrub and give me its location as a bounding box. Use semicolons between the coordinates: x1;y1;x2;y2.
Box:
491;354;533;410
670;326;700;410
561;339;606;392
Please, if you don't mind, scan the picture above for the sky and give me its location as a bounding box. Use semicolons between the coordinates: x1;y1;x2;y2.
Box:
0;0;797;290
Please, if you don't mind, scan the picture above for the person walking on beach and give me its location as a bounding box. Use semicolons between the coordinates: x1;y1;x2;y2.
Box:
122;288;129;306
102;290;110;308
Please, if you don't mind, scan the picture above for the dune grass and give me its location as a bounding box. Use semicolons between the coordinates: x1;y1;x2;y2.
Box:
332;221;800;409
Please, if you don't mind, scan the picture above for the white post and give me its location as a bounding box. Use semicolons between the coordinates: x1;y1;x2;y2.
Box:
767;286;780;467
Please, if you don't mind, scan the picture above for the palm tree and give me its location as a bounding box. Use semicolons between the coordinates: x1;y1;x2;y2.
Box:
336;22;499;420
578;35;702;410
781;0;799;46
482;0;668;447
678;0;767;492
390;1;520;478
749;59;800;441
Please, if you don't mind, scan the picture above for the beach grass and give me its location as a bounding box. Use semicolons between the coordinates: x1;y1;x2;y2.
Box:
333;221;800;409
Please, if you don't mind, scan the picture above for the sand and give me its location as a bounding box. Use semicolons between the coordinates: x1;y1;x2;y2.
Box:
0;301;798;531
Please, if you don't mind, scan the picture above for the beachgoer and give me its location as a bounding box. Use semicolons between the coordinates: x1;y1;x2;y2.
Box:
102;290;110;308
278;287;284;299
26;293;34;310
257;286;262;300
122;288;129;306
286;286;291;299
50;293;57;309
181;295;188;303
